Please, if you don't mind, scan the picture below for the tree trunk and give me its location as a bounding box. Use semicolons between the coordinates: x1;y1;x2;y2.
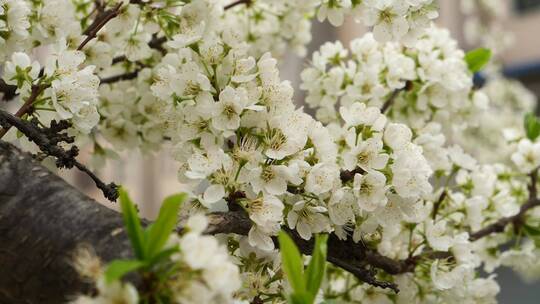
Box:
0;141;132;303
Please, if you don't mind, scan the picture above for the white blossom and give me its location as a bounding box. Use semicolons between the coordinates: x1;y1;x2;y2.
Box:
511;139;540;173
353;170;388;211
287;200;329;240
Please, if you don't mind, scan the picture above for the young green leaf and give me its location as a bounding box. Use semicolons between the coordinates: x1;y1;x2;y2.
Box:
278;231;306;295
146;246;180;266
305;234;328;300
524;112;540;141
119;187;147;260
523;223;540;237
464;48;492;73
289;293;311;304
104;259;144;284
146;193;187;259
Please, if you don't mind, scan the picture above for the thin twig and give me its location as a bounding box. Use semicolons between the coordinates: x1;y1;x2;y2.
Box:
78;3;123;51
100;70;141;84
380;81;413;114
148;35;167;54
0;109;118;201
224;0;252;10
0;85;45;139
431;190;447;220
380;89;400;114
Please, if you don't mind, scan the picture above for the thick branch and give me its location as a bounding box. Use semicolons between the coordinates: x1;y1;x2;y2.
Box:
201;209;405;291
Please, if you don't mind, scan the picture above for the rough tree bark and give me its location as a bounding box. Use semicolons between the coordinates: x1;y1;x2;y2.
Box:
0;141;133;303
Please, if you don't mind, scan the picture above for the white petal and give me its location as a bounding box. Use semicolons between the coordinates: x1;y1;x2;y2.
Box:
203;184;225;205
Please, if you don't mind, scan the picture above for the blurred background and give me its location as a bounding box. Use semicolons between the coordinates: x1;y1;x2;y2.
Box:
57;0;540;302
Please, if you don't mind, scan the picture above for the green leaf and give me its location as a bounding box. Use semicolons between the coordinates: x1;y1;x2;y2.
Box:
119;187;146;260
146;246;180;266
278;231;306;295
523;224;540;237
104;259;144;284
289;293;311;304
464;48;492;73
524;112;540;141
305;234;328;301
146;193;187;259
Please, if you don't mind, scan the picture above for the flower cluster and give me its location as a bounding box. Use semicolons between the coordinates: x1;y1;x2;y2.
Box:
72;215;241;304
456;78;536;164
2;43;100;135
222;0;319;57
317;0;438;44
0;0;30;60
0;0;444;152
31;0;81;47
301;25;487;133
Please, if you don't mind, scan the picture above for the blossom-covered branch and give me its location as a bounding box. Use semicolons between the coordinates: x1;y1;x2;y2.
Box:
470;170;540;241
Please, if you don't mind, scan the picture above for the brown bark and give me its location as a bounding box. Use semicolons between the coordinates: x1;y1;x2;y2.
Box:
0;141;132;303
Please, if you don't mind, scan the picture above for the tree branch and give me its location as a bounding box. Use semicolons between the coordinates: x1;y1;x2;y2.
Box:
470;170;539;241
0;84;45;139
0;142;403;301
380;89;400;114
380;81;412;114
0;110;118;201
431;190;447;220
224;0;252;10
78;2;123;51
